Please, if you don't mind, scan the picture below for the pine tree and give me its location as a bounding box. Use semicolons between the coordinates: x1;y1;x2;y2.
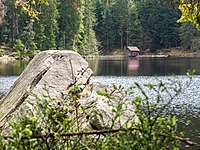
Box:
94;0;116;53
111;0;128;49
138;1;180;51
82;0;97;55
58;0;97;55
34;0;58;50
58;0;83;50
123;0;141;47
179;22;200;50
94;0;141;53
3;0;19;44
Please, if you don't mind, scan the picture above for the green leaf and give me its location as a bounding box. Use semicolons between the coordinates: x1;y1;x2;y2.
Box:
23;128;33;136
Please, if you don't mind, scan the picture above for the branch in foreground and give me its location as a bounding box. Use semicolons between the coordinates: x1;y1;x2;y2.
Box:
2;128;198;146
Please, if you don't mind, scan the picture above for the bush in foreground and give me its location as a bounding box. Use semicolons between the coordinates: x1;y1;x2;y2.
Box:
0;76;195;150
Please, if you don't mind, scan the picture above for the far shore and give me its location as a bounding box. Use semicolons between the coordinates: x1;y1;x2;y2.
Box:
1;49;200;63
0;55;16;62
85;49;200;59
85;53;200;59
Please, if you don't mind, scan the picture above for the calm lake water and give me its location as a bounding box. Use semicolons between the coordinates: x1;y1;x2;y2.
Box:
1;57;200;149
87;57;200;76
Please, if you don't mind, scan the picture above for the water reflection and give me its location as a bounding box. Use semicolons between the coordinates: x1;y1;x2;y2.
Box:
87;57;200;76
128;58;139;75
0;60;28;76
87;58;127;76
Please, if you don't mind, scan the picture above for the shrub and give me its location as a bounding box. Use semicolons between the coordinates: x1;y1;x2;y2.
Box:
0;76;195;149
0;48;5;56
25;41;39;58
11;51;21;59
13;39;25;59
13;39;24;52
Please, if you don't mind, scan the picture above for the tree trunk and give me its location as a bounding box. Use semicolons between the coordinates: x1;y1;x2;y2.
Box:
120;32;123;49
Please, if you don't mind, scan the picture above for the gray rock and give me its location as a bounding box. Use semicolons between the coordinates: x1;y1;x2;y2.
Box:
79;82;138;130
0;50;93;128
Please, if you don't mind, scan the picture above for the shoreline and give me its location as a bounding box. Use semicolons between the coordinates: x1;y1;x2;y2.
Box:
1;52;200;63
86;54;200;59
0;55;16;62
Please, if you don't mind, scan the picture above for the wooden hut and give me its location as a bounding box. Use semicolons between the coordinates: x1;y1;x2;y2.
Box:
127;46;140;57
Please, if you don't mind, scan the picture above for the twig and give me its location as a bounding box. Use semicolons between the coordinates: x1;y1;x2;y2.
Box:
2;128;198;146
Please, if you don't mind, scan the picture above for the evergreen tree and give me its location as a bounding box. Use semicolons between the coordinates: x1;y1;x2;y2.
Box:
100;2;116;53
138;1;180;51
95;0;122;53
34;0;58;50
82;0;97;55
71;0;97;55
0;0;6;25
2;0;19;44
179;22;200;50
58;0;79;49
1;0;199;56
94;0;141;53
111;0;128;49
126;0;141;47
58;0;95;55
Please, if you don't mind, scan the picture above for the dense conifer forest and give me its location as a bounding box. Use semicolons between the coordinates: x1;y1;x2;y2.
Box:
0;0;200;56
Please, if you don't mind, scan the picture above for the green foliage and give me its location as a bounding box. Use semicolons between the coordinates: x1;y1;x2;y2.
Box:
178;2;200;31
138;1;180;51
1;0;200;56
81;0;98;55
12;39;39;58
0;79;191;149
111;0;129;48
14;0;200;33
94;0;141;53
128;8;142;47
98;1;116;52
0;49;5;56
11;51;21;59
26;42;40;58
1;0;57;57
179;22;200;50
34;0;58;50
57;0;97;55
13;39;24;53
163;0;200;30
15;0;49;18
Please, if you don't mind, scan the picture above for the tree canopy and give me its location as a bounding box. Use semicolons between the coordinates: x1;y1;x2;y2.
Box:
15;0;200;31
178;1;200;30
15;0;49;18
0;0;199;56
164;0;200;30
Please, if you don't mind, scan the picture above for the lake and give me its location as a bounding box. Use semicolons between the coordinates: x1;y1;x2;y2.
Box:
0;57;200;149
87;57;200;76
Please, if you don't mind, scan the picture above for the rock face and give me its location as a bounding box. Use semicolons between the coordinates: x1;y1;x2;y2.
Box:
79;82;138;129
0;50;137;132
0;50;93;127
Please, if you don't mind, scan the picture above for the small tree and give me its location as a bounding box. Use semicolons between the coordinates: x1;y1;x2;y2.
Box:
13;39;24;59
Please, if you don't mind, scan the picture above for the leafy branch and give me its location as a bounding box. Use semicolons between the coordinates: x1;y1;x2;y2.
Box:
1;128;198;146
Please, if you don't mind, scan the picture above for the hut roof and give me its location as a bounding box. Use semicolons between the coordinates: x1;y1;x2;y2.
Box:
127;46;140;52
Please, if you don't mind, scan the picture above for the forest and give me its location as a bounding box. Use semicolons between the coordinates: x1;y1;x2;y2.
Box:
0;0;200;57
0;1;200;149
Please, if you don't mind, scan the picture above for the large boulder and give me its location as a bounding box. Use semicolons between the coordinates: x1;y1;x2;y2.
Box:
0;50;137;132
0;50;93;128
